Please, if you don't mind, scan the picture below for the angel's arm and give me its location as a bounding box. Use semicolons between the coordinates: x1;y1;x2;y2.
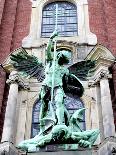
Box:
46;30;58;62
46;39;53;62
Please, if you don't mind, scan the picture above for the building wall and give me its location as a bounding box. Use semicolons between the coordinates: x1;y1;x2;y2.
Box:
0;0;32;63
88;0;116;117
88;0;116;56
0;0;116;142
0;0;32;140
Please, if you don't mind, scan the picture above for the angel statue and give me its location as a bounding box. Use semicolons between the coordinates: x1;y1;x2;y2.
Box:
10;30;99;151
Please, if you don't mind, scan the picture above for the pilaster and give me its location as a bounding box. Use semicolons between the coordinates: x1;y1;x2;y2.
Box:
99;71;115;138
89;70;115;138
1;71;29;143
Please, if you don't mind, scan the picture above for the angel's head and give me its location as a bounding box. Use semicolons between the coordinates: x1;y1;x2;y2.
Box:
57;50;70;65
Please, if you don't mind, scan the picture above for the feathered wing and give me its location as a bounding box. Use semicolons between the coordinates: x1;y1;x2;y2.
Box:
68;60;96;80
63;60;95;97
10;47;45;82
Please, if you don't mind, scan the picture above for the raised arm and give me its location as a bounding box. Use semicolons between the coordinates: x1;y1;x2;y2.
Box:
46;30;58;62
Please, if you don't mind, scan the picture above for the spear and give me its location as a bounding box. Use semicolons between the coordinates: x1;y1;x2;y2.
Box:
51;4;58;103
46;4;58;125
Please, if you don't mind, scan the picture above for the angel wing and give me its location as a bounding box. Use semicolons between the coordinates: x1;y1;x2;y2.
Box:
10;48;45;82
69;60;95;80
63;60;95;97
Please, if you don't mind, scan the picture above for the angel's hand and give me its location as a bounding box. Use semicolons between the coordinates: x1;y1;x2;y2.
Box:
50;29;58;39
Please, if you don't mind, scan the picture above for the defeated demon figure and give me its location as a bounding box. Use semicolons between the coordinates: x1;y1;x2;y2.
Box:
18;108;99;152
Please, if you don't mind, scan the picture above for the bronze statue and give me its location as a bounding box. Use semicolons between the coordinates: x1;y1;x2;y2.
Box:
10;30;99;152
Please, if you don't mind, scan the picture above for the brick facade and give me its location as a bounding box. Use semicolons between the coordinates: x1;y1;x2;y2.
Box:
88;0;116;56
111;63;116;128
0;0;116;141
0;0;32;63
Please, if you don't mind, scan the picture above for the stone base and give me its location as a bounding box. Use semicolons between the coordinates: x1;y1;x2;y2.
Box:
1;137;116;155
0;142;25;155
27;150;92;155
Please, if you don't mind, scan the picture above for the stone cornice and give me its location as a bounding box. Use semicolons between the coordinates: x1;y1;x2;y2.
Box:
85;44;115;62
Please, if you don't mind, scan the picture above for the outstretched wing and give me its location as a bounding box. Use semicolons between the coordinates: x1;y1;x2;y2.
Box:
10;47;45;82
68;60;96;80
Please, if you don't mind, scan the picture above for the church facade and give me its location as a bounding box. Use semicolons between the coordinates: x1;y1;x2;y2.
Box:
0;0;116;154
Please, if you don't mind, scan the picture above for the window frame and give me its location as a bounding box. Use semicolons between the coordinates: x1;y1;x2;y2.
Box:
41;1;78;38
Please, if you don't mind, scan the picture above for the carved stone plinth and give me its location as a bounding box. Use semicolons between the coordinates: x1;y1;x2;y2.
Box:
1;137;116;155
0;142;20;155
27;150;92;155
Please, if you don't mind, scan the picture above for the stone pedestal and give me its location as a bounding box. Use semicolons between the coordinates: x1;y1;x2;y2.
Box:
0;142;20;155
27;150;92;155
1;138;116;155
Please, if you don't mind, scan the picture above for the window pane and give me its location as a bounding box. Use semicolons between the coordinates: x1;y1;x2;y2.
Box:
41;1;78;37
31;123;40;138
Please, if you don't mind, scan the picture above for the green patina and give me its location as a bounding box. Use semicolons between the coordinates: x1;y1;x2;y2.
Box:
10;30;99;152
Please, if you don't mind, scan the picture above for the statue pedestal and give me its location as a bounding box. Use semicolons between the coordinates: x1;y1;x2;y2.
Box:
27;150;92;155
27;144;92;155
0;142;20;155
27;144;92;152
1;137;116;155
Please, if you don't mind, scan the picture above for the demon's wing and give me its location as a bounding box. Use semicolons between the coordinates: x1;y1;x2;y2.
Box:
70;108;86;132
10;48;45;82
63;60;95;97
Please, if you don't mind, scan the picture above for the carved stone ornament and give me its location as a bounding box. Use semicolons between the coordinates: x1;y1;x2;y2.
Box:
99;71;112;80
6;71;30;90
88;80;97;88
93;70;112;84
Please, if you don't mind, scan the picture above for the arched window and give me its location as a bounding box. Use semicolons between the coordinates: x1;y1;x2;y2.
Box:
41;1;77;38
64;96;86;130
31;99;41;138
31;96;85;138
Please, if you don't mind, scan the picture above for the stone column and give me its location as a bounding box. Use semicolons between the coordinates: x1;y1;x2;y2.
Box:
1;71;19;143
99;71;115;138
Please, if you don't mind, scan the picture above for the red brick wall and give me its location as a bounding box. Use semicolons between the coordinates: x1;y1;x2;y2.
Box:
0;70;9;141
11;0;32;51
109;63;116;128
0;0;5;25
88;0;116;56
0;0;32;63
0;68;6;114
112;63;116;103
0;0;18;63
